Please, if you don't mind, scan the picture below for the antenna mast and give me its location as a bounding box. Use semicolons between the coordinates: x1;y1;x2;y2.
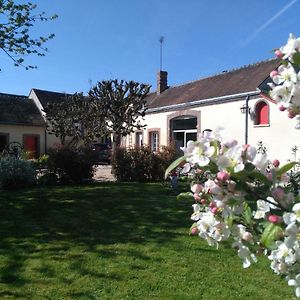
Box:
159;36;164;71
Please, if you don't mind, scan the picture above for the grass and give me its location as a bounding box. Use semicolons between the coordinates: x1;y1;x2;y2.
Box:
0;182;296;299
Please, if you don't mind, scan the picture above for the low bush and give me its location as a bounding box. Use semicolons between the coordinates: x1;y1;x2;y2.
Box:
112;143;181;182
47;147;96;184
0;158;36;189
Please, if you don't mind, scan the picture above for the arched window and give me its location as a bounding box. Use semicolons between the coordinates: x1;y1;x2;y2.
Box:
255;101;269;125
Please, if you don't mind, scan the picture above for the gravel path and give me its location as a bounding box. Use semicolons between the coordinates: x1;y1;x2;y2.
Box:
93;165;115;182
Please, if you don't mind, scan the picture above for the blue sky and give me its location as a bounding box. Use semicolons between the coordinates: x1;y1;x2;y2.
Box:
1;0;300;96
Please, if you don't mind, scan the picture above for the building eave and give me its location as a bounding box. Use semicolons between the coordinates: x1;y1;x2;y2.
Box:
0;121;45;127
146;90;260;114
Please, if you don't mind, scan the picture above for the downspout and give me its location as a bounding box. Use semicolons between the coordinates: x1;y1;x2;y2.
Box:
44;128;47;154
244;95;250;145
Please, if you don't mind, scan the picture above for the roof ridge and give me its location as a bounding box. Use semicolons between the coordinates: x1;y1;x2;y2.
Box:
0;92;27;98
169;58;278;90
32;88;72;95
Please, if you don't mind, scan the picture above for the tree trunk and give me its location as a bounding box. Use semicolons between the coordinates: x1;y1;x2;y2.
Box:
111;133;121;174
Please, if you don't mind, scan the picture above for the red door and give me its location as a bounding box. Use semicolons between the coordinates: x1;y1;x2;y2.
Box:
24;136;38;159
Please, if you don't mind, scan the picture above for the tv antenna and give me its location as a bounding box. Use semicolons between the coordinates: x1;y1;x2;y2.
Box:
159;36;164;71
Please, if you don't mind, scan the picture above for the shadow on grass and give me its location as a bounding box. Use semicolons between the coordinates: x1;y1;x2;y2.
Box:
0;182;192;288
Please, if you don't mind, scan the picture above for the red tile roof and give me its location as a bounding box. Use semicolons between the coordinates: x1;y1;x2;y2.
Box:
146;59;280;109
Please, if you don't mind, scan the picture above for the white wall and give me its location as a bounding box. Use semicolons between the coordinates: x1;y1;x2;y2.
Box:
248;98;300;163
0;124;46;154
137;97;300;163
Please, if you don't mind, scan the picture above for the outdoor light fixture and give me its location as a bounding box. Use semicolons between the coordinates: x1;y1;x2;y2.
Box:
240;104;251;114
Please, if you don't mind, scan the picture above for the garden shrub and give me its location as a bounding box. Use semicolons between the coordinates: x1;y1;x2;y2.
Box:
47;147;96;184
0;158;36;189
37;154;50;169
112;147;132;181
37;172;58;186
112;143;181;182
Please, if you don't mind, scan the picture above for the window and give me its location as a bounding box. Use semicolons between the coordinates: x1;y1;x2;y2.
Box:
23;135;39;159
255;101;269;125
0;133;9;152
135;132;143;147
149;131;159;151
171;116;197;148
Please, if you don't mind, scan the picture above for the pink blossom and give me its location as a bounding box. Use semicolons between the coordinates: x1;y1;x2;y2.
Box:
190;227;199;235
279;105;286;111
194;193;201;201
217;171;230;182
191;183;203;194
209;201;215;208
268;215;282;224
200;199;206;205
288;111;296;119
273;159;280;168
275;49;283;58
211;206;218;214
270;70;279;78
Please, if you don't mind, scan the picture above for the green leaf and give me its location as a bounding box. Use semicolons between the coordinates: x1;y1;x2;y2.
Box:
277;162;299;177
164;156;187;179
242;203;253;225
177;192;194;201
210;140;219;156
224;214;235;227
293;52;300;65
244;162;255;172
260;222;283;248
248;170;271;186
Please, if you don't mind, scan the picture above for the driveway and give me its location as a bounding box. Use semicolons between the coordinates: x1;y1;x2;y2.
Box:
93;165;115;182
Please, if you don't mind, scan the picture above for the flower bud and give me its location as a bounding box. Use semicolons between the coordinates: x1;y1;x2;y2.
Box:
200;199;206;205
242;231;253;242
288;111;296;119
211;206;218;214
217;171;230;182
270;70;278;78
190;227;199;235
193;193;201;201
273;159;280;168
275;49;283;58
267;214;282;224
279;105;286;111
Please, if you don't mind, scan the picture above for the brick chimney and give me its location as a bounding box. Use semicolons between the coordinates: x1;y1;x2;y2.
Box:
157;71;168;95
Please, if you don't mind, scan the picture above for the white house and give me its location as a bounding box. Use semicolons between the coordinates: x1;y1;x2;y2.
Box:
128;59;300;163
1;58;299;162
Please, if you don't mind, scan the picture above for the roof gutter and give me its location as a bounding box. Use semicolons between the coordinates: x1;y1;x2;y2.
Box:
146;90;260;114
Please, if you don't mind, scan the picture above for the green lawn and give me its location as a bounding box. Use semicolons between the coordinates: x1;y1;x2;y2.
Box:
0;183;296;299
